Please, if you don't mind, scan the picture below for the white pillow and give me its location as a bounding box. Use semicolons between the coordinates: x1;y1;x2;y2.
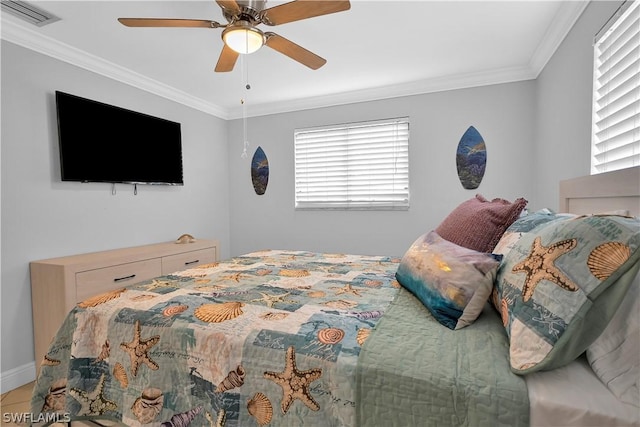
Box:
586;268;640;407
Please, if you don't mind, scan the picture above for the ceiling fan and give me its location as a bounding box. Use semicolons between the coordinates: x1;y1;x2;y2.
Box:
118;0;350;72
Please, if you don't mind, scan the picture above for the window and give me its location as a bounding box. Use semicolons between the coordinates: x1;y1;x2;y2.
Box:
295;118;409;210
591;0;639;174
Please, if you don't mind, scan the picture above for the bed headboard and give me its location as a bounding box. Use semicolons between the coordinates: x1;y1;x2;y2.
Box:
559;166;640;216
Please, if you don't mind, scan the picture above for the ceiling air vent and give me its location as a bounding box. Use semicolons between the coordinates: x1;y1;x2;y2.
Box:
1;0;59;27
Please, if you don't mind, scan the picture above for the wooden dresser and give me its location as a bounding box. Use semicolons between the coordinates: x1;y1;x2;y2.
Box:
30;239;219;370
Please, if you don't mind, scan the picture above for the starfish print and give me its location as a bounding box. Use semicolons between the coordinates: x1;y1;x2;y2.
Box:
217;272;244;283
330;283;363;297
120;320;160;377
251;292;296;308
69;373;117;416
512;236;578;302
264;346;322;414
143;279;177;291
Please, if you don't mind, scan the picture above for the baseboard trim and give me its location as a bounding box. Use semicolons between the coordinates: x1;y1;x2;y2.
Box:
1;361;36;394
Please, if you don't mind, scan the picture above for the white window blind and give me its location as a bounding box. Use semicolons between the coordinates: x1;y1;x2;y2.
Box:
591;0;640;174
295;118;409;210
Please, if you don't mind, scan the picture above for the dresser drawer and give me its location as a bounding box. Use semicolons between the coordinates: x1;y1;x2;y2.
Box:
162;248;216;274
75;258;162;302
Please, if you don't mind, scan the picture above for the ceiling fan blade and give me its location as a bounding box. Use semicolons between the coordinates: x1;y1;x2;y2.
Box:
215;44;240;72
261;0;350;26
118;18;218;28
216;0;241;14
264;32;326;70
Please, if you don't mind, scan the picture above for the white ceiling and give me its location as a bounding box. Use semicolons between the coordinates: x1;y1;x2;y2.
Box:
1;0;589;119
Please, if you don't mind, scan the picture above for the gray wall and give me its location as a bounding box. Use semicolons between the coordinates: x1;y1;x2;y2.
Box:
228;82;537;258
1;41;230;389
227;0;623;259
533;1;621;209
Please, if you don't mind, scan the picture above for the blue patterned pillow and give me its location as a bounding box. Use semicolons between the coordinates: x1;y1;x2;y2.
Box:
492;209;577;257
494;214;640;374
396;231;502;330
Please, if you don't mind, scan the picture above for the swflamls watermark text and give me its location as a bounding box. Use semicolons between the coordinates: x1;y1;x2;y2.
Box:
2;412;71;424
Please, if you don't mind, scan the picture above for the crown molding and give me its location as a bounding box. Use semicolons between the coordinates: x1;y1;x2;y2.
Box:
226;65;537;119
1;17;229;119
2;0;587;120
528;0;589;76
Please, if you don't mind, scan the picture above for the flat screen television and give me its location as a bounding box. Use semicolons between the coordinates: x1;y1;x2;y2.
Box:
55;91;184;185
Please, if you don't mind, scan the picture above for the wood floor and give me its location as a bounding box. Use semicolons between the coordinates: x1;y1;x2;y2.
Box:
1;382;40;427
1;382;117;426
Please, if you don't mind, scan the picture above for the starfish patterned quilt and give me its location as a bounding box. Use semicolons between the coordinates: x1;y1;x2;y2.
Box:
30;250;401;426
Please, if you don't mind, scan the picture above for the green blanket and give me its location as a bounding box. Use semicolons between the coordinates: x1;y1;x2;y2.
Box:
356;288;529;427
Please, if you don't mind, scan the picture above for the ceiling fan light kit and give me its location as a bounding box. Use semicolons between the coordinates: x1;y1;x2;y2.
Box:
118;0;350;72
222;21;264;54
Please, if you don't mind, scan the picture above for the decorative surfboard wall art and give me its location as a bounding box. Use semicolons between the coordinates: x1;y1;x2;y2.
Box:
456;126;487;189
251;146;269;195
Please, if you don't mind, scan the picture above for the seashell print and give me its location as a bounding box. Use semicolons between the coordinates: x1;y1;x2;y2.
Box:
356;328;371;346
322;299;358;309
363;279;383;288
131;294;156;301
163;304;189;317
205;409;227;427
78;288;126;308
113;362;129;388
500;299;510;327
215;409;226;427
175;233;196;244
42;354;61;366
587;242;631;280
195;279;211;284
132;387;164;424
160;406;203;427
42;379;67;412
194;302;245;323
255;268;273;276
247;392;273;426
307;291;326;298
260;312;289;321
196;262;220;269
317;328;345;345
215;365;246;392
279;269;310;277
94;340;110;363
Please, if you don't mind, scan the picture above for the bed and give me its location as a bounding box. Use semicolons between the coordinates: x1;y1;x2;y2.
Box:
30;167;640;427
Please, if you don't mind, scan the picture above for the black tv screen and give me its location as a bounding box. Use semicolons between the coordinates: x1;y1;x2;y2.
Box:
55;91;184;185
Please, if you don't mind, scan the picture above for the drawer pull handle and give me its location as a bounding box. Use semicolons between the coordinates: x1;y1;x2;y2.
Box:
184;259;200;266
114;274;136;282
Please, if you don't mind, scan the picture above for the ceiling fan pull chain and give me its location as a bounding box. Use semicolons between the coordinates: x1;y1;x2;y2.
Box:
240;55;250;159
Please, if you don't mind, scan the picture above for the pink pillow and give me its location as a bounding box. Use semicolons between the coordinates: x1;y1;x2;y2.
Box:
435;194;528;253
